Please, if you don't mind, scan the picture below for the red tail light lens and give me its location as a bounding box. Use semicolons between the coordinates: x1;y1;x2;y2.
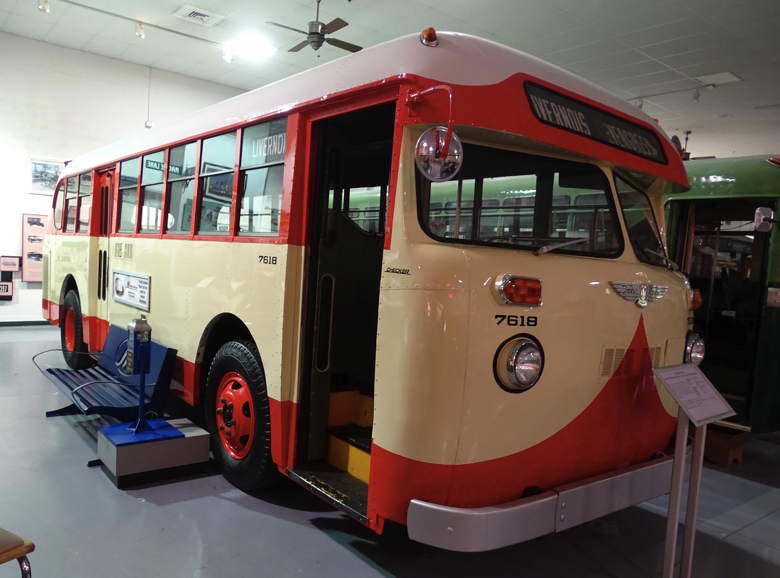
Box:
496;275;542;306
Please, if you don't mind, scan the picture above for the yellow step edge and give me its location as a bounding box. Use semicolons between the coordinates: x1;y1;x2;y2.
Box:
327;435;371;483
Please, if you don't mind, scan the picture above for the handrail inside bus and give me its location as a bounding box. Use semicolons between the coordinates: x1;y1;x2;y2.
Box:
407;84;455;158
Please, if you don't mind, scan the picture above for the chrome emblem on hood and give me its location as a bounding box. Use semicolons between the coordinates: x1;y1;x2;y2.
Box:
609;281;668;308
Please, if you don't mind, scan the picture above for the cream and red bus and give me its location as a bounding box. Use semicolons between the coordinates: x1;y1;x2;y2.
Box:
43;29;700;551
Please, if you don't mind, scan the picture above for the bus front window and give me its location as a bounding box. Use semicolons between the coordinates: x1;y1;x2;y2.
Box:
615;177;670;268
418;143;622;258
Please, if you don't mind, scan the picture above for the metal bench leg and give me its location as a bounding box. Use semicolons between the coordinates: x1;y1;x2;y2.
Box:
17;555;31;578
45;404;80;418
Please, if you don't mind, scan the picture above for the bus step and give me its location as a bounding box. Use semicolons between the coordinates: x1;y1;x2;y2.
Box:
286;464;368;524
329;424;372;453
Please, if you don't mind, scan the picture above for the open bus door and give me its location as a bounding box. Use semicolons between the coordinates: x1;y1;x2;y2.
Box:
668;197;778;431
290;102;395;520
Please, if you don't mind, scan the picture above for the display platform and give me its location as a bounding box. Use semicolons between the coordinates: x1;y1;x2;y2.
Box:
96;417;211;488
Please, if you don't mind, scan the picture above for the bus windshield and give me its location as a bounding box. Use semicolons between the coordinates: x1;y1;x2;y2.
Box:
417;143;622;258
615;177;670;268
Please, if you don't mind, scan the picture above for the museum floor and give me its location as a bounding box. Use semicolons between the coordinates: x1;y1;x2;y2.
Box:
1;325;778;578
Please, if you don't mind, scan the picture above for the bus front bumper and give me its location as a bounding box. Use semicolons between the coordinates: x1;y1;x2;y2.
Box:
406;455;673;552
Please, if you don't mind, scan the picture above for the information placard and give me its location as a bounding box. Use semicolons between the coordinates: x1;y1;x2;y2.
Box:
112;270;150;312
654;364;735;426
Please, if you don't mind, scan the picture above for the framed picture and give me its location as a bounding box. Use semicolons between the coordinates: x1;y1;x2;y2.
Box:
31;160;63;196
0;256;20;272
22;214;47;283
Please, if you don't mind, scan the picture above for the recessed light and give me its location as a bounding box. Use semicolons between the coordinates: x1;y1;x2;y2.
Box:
222;33;276;64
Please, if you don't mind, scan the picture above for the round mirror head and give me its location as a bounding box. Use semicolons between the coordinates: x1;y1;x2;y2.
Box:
414;126;463;182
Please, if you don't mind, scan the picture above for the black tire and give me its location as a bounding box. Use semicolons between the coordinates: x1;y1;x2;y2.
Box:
60;290;93;370
205;340;277;492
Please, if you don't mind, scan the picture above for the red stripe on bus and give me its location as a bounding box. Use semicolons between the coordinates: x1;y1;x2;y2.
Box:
366;317;676;527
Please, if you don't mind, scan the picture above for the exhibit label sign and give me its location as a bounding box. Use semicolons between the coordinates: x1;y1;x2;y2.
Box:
112;270;150;312
653;364;735;426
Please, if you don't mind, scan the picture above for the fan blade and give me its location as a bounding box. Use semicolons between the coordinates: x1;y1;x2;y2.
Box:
325;37;362;53
321;17;348;35
266;21;308;35
288;39;310;52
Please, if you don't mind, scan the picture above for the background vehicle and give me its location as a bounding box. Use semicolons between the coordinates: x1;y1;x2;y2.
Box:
666;155;780;432
43;30;693;551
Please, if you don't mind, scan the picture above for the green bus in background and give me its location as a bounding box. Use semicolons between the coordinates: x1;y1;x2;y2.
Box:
665;155;780;432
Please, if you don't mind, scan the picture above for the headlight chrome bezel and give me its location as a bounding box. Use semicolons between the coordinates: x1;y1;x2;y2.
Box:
493;334;544;393
684;331;705;365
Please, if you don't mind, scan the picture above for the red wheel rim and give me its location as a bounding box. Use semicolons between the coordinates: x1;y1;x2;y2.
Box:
215;371;255;460
64;309;76;352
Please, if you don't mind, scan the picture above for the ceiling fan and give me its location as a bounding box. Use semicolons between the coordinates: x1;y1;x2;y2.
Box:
267;0;363;54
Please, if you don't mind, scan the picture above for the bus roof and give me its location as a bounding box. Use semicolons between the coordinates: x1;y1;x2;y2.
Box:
63;31;674;179
672;155;780;199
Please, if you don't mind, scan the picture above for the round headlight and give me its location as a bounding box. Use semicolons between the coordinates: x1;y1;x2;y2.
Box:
494;335;544;392
684;331;705;365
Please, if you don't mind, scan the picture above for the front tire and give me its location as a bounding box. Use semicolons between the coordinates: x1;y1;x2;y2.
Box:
205;340;276;492
60;290;92;369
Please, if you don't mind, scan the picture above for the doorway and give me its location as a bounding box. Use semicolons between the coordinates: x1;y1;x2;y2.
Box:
294;102;395;503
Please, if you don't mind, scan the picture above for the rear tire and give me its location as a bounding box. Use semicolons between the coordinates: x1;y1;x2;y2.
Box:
60;290;92;370
205;340;277;492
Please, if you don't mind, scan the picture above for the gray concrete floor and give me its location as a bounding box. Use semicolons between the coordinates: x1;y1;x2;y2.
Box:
1;325;779;577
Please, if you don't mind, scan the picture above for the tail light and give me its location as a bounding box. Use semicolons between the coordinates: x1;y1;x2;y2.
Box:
691;288;703;310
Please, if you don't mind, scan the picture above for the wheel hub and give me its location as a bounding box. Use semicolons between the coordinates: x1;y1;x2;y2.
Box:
215;371;255;460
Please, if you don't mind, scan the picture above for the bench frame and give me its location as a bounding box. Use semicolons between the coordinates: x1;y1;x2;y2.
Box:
34;325;177;422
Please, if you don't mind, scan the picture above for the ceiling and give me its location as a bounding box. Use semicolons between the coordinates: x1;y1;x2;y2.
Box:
1;0;779;158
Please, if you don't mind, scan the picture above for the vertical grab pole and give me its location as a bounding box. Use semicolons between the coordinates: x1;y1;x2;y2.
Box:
680;424;708;578
663;410;689;578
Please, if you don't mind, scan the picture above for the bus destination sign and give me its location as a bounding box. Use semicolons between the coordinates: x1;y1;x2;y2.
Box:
525;82;667;164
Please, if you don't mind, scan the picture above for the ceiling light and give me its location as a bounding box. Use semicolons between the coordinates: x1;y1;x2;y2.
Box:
37;0;50;13
694;72;741;86
222;33;276;64
135;22;145;39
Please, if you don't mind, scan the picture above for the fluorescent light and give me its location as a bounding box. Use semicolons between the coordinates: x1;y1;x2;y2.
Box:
694;72;741;86
222;32;276;64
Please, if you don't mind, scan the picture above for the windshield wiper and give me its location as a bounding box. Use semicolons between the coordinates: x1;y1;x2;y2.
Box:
534;237;588;256
637;245;680;271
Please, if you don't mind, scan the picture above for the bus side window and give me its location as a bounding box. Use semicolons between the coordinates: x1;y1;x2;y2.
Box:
140;150;164;234
199;132;235;235
78;171;92;232
166;142;196;235
53;183;64;230
238;118;287;237
118;157;140;233
65;175;78;232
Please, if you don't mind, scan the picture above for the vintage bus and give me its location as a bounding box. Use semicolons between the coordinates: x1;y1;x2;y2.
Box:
43;29;698;551
665;155;780;433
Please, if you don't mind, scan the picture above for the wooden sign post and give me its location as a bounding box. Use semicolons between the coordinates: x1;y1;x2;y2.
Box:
654;364;736;578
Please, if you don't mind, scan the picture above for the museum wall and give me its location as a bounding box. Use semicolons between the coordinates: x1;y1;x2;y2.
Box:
0;31;243;322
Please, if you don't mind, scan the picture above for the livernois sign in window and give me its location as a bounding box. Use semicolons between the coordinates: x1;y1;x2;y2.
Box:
525;82;667;164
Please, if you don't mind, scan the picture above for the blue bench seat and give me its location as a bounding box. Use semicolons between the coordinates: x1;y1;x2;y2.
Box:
37;325;177;421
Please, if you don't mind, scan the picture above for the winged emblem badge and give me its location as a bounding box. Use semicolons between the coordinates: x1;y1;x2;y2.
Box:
609;281;668;308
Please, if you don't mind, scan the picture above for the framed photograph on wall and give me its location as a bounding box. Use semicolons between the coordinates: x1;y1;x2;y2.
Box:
31;160;63;196
22;214;47;283
0;281;13;299
0;256;21;272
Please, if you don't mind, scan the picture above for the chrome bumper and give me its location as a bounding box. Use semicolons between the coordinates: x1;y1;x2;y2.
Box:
406;455;673;552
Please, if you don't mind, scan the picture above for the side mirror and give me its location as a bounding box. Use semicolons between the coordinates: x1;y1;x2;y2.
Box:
414;126;463;182
754;207;775;232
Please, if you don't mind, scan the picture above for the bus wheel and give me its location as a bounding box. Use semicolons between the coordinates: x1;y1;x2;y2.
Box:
60;290;92;370
205;340;276;492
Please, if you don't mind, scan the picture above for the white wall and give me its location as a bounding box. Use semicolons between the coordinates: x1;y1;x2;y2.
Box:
0;32;243;322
